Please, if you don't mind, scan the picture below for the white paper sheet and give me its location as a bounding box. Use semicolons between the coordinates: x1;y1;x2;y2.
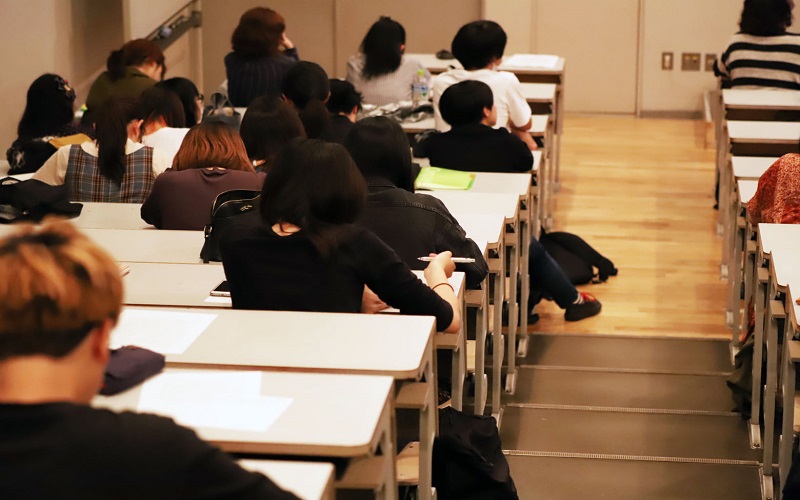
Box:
501;54;560;69
110;309;218;354
138;371;292;432
204;296;232;305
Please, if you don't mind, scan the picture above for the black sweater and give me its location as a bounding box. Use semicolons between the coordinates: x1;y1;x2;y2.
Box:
0;402;298;499
219;223;454;330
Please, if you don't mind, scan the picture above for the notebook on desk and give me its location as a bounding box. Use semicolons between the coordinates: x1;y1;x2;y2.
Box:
415;166;475;191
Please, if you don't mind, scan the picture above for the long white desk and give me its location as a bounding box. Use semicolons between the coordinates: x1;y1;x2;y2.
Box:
72;202;154;230
95;369;397;498
111;306;438;499
240;460;335;500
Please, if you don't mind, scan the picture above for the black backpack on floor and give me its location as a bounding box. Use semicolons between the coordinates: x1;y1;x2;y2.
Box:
539;228;617;285
433;407;518;500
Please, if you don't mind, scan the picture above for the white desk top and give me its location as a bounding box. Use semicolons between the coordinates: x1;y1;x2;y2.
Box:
758;223;800;260
414;153;540;174
723;88;800;110
520;83;557;102
122;262;227;307
402;115;547;135
239;460;334;500
727;121;800;143
731;156;778;179
769;243;800;291
465;172;532;198
72;203;154;230
86;228;204;263
738;179;759;205
429;191;519;220
451;214;505;247
401;117;435;133
116;306;436;378
408;53;565;76
94;368;393;457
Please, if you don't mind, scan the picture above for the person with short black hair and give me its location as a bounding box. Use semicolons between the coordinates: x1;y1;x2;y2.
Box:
432;20;537;150
415;80;532;173
138;87;189;165
281;62;331;139
218;139;462;333
346;16;431;105
0;220;299;500
225;7;299;106
323;79;362;144
240;95;306;172
156;77;204;127
715;0;800;89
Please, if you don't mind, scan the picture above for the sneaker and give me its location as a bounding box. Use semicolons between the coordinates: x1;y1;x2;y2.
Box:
564;292;602;321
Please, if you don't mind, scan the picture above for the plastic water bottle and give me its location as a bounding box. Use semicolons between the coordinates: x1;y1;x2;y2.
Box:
411;69;429;107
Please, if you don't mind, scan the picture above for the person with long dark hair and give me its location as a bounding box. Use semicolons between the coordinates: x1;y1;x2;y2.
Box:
225;7;298;106
281;62;330;139
156;77;204;127
6;74;92;174
141;122;265;230
84;39;165;122
346;16;430;105
218;138;461;333
33;97;170;203
323;79;362;144
239;95;306;172
344;117;488;290
715;0;800;89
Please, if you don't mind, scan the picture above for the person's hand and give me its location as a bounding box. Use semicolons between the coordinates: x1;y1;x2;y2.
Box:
361;286;389;314
280;33;294;50
424;251;455;280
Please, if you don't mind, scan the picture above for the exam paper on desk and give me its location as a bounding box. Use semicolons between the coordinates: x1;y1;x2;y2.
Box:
502;54;559;69
111;309;218;354
138;371;292;433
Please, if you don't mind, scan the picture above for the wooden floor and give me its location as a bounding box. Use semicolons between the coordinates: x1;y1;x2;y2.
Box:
532;115;729;339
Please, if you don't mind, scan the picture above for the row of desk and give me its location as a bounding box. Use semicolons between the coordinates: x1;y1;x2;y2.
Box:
716;88;800;500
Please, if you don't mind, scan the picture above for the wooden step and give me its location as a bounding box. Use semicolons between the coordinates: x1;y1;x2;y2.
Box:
396;442;420;486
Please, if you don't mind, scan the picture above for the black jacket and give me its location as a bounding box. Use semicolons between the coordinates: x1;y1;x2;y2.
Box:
414;123;533;173
358;178;489;289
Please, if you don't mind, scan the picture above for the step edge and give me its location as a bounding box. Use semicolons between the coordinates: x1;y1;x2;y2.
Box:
502;449;759;466
506;402;740;417
519;364;732;377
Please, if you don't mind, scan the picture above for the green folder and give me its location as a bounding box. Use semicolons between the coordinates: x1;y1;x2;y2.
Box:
415;166;476;190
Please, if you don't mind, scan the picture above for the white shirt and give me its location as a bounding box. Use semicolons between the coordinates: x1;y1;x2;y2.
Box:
142;127;190;167
346;55;431;106
33;139;171;186
432;68;532;132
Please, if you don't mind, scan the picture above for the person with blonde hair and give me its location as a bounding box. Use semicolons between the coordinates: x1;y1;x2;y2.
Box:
140;121;265;230
0;220;298;499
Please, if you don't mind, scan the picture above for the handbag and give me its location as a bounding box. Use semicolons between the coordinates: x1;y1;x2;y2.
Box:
203;92;242;131
0;177;83;223
100;346;165;396
200;189;261;263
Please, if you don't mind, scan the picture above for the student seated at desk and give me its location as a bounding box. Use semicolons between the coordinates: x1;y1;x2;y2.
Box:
218;139;462;333
345;16;430;106
414;80;533;172
240;95;306;173
141;122;265;230
33;97;171;203
0;221;298;499
6;74;92;175
138;88;190;166
322;79;362;144
432;20;537;150
747;153;800;224
157;77;205;128
344;116;488;289
281;62;331;139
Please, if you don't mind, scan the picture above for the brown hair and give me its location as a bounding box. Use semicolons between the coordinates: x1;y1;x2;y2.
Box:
0;220;123;360
172;122;254;172
231;7;286;57
107;39;166;81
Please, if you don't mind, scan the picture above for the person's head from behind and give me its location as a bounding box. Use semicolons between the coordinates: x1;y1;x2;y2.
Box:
107;39;165;82
451;20;507;70
172;121;254;172
344;116;414;192
239;96;306;169
439;80;496;128
0;220;123;403
326;79;363;121
261;139;366;258
740;0;793;36
360;16;406;79
156;77;203;127
281;61;331;138
95;97;141;185
17;74;77;139
232;7;286;57
137;88;186;135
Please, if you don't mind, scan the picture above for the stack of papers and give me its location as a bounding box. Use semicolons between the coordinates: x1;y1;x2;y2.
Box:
415;166;476;191
110;309;218;354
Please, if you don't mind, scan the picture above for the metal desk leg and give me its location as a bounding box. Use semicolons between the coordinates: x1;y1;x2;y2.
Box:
518;212;532;358
779;339;799;498
728;210;744;347
491;249;505;422
762;296;782;495
505;231;519;396
750;263;767;449
418;353;437;500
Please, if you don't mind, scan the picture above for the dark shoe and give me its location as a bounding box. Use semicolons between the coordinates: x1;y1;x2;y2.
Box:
564;292;602;321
